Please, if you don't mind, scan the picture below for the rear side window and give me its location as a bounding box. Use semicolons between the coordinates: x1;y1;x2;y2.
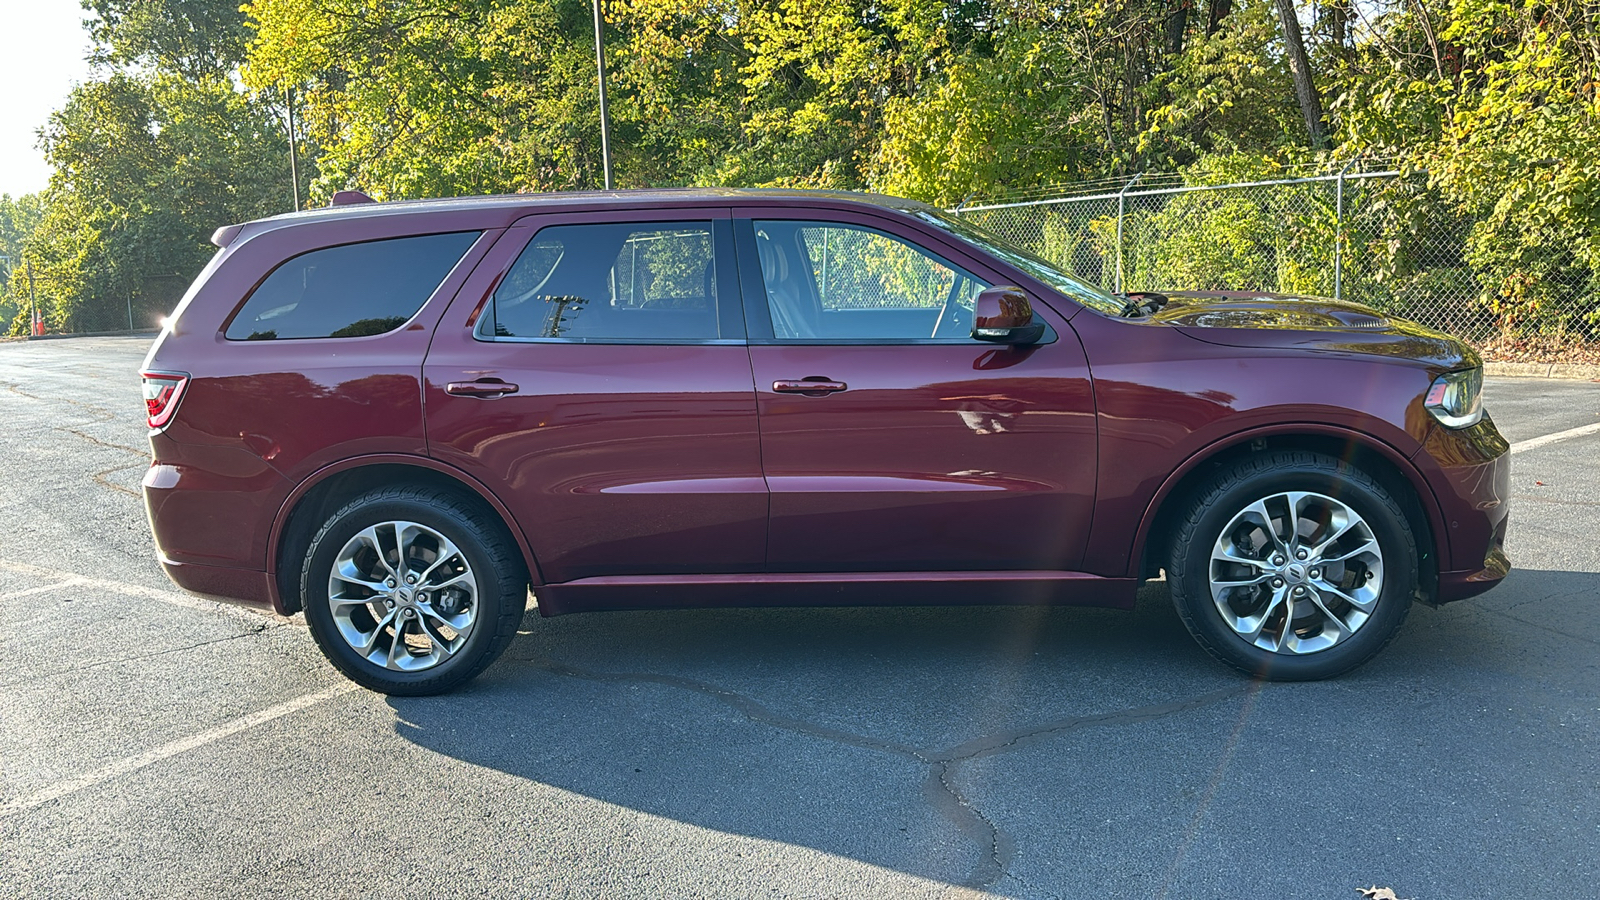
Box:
225;232;479;340
482;221;726;342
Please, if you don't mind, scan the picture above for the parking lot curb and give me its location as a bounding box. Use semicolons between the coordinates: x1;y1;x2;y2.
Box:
25;329;160;341
1485;361;1600;380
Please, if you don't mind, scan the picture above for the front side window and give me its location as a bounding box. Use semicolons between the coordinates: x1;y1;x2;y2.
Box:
753;220;989;341
484;221;724;342
225;232;479;340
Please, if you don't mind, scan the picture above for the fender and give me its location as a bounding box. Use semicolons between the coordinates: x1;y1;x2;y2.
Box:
1126;421;1449;580
264;452;547;613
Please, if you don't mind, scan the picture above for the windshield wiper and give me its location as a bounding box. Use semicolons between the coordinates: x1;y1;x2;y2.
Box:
1118;291;1169;318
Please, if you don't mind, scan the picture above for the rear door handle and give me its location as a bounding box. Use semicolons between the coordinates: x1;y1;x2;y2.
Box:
773;379;848;395
446;379;519;398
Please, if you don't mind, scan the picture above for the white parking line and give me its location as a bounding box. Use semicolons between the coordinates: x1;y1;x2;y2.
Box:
0;578;86;601
1;683;358;818
1510;421;1600;455
0;559;282;624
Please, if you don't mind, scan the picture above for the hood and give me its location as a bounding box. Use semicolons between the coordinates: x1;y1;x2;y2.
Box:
1141;291;1477;371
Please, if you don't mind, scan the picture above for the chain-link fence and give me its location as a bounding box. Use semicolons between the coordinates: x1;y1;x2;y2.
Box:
955;169;1591;347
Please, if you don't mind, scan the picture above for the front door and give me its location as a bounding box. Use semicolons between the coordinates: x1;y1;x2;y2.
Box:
424;211;766;584
735;212;1098;573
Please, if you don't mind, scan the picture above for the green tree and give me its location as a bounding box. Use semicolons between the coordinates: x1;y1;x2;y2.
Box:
0;193;45;328
1334;0;1600;335
11;0;297;334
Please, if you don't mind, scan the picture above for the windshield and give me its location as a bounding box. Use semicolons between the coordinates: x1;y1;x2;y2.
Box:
913;209;1126;316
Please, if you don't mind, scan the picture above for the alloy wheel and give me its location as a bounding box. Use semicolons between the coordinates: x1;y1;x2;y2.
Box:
327;520;479;671
1208;491;1384;655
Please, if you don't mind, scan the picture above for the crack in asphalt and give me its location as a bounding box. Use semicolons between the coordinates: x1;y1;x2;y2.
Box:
927;687;1244;763
926;760;1015;890
5;382;120;424
533;659;922;759
6;380;148;502
0;625;269;688
92;462;145;497
65;427;146;457
529;654;1247;890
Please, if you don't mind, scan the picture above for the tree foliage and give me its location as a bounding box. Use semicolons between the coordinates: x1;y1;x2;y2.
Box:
7;0;297;334
10;0;1600;337
0;193;45;327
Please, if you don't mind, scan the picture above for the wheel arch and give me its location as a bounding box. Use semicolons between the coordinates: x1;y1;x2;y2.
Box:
1135;426;1444;602
267;454;544;615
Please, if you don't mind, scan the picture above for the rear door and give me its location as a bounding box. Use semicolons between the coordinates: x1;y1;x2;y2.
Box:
424;209;767;583
735;209;1098;573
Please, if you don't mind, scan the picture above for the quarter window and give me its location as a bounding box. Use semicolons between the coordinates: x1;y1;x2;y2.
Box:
484;221;725;342
753;220;989;341
225;232;479;341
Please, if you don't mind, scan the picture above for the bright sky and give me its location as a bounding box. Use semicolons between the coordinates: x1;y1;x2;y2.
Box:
0;2;94;199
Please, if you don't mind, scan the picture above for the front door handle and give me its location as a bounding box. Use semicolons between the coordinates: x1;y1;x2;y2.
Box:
446;379;519;398
773;378;848;395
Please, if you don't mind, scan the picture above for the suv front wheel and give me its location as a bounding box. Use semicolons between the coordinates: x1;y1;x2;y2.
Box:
301;486;526;695
1168;451;1417;680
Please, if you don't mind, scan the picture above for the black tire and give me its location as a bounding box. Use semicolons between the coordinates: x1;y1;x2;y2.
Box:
300;485;527;695
1168;450;1417;680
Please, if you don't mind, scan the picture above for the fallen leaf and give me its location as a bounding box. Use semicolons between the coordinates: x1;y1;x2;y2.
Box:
1536;480;1546;485
1357;888;1408;900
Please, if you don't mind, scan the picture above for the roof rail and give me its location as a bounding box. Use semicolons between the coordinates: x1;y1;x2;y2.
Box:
211;223;245;247
329;190;376;207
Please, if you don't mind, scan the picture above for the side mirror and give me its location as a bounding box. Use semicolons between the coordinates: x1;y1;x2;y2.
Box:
971;286;1046;345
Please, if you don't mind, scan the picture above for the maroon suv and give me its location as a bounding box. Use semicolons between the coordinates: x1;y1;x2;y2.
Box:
140;189;1510;694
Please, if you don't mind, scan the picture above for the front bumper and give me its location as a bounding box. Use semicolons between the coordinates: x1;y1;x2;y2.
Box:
1417;413;1512;604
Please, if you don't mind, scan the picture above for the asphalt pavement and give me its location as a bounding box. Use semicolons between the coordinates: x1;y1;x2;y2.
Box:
1;336;1596;899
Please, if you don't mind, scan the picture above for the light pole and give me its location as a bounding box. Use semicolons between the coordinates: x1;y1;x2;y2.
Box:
286;84;301;211
592;0;614;190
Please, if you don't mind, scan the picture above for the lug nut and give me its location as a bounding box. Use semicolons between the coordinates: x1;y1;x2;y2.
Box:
1296;549;1308;560
1271;577;1285;588
1271;555;1285;566
1293;585;1306;596
385;578;396;588
406;574;417;585
1309;568;1321;579
384;599;394;608
402;608;415;619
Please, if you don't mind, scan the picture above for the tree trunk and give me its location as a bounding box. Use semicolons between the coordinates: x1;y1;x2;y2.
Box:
1206;0;1232;37
1166;1;1189;56
1327;0;1350;50
1273;0;1328;148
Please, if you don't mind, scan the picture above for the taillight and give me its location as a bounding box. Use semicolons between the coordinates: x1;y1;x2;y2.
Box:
141;371;190;429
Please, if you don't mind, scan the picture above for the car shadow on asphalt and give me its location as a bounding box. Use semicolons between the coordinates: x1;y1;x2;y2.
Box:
383;585;1223;885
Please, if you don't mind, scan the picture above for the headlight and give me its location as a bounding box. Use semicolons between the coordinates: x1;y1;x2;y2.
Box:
1425;367;1484;428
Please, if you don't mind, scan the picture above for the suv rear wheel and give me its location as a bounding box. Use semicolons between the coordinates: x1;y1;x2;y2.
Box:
301;486;526;695
1168;451;1417;680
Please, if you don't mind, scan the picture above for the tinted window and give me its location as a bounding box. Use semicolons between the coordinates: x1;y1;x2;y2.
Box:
753;220;989;341
485;222;723;342
225;232;479;341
